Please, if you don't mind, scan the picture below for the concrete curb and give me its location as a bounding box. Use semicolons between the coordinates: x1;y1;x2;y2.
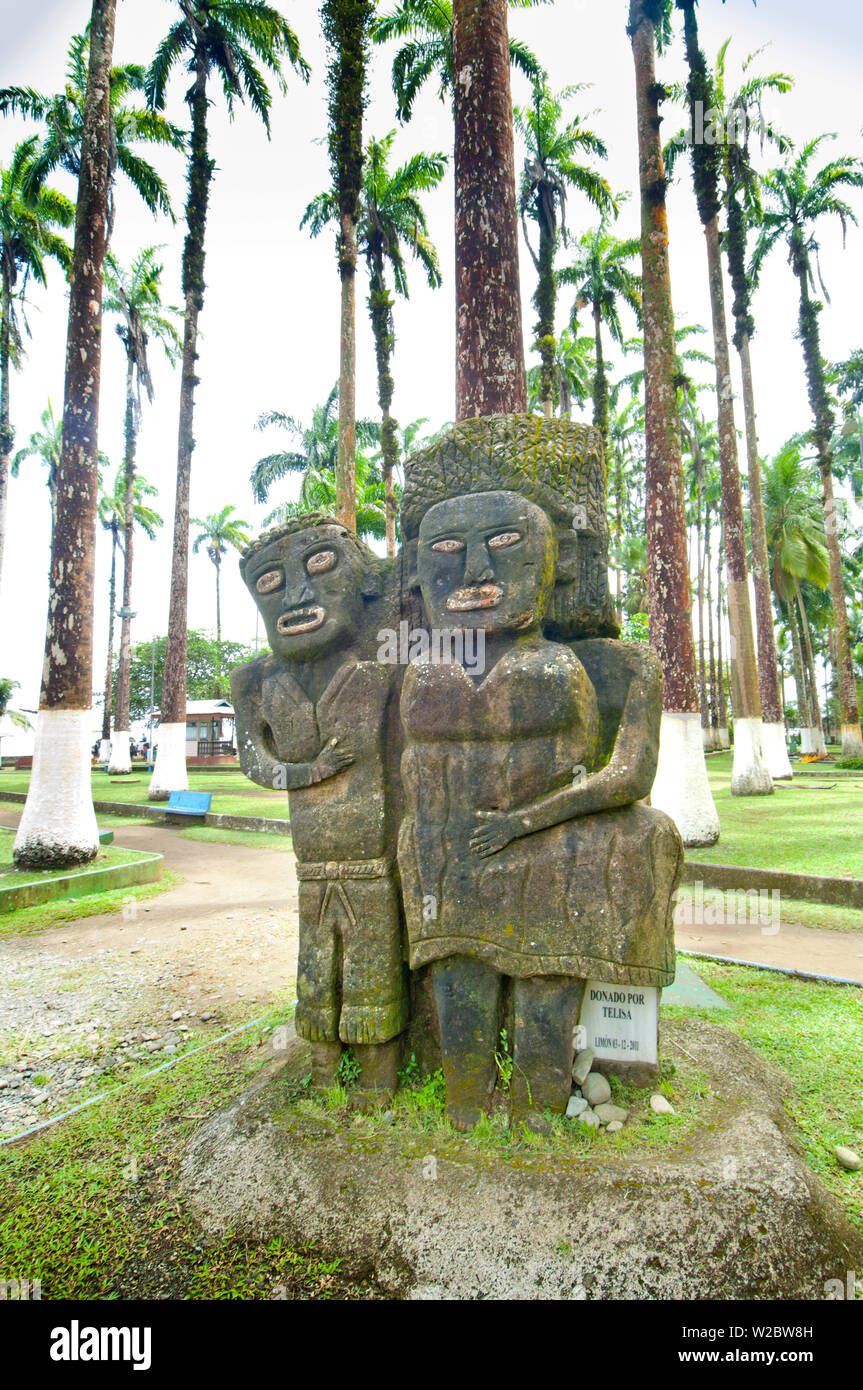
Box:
0;790;290;837
0;850;163;913
683;860;863;911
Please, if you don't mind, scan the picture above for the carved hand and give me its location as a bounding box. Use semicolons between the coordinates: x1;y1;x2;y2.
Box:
310;737;355;784
470;810;519;858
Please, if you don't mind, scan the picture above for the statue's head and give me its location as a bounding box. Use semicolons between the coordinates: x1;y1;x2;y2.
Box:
417;490;555;635
240;512;384;662
400;416;619;640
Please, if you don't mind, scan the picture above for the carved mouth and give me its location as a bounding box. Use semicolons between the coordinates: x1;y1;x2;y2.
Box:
277;606;325;635
446;585;504;612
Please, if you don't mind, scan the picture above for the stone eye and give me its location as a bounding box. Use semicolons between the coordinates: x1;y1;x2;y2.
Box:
431;538;465;554
306;549;337;575
487;531;521;550
255;570;282;594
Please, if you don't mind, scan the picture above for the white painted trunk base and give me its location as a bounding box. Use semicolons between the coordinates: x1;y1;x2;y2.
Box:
98;738;111;763
761;721;793;780
651;711;720;847
107;728;132;776
148;722;188;801
14;709;100;867
731;716;774;796
840;724;863;759
805;726;827;756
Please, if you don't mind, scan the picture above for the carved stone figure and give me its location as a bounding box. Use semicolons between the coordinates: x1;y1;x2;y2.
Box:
397;417;683;1131
230;514;407;1101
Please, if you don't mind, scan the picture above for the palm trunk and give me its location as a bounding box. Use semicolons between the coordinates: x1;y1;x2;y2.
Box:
215;552;222;686
100;528;117;750
536;217;556;420
738;331;792;776
14;0;116;868
795;255;863;756
369;259;399;557
592;303;609;447
716;552;729;745
337;210;358;531
628;0;718;845
695;448;708;738
705;508;719;747
0;267;12;596
725;178;789;774
150;43;211;800
785;599;809;746
108;353;135;775
678;0;770;795
794;578;826;754
704;212;771;794
453;0;526;419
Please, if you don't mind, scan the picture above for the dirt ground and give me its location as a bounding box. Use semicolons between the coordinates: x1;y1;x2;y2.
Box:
1;805;862;1141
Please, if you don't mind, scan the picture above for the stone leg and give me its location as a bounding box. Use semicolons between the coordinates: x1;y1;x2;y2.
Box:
432;956;501;1132
310;1040;343;1090
511;976;585;1133
350;1037;402;1111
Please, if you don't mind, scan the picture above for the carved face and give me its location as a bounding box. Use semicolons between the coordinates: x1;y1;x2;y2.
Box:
244;524;367;661
417;491;556;635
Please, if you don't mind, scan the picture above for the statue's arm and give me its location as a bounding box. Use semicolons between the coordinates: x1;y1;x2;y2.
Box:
471;660;660;856
230;662;355;792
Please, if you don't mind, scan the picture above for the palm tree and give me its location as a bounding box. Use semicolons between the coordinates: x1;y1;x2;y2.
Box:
0;140;73;594
372;0;545;123
14;0;118;870
526;327;596;419
762;438;832;754
302;131;446;555
515;82;615;419
103;247;180;774
671;0;772;798
10;399;63;527
557;221;642;447
752;135;863;757
145;0;307;801
625;0;718;845
321;0;375;533
0;26;184;236
714;39;792;777
191;506;251;690
262;456;388;542
251;383;381;515
97;470;163;762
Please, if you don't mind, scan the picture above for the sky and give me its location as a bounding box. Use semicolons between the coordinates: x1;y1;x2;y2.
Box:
0;0;861;731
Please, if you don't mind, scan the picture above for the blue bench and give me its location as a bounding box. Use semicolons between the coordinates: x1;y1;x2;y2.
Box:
149;790;212;820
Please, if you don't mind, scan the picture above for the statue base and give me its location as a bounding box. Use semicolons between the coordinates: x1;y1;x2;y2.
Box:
180;1018;862;1300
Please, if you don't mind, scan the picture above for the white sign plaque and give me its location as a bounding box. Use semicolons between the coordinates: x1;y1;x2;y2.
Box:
579;982;659;1065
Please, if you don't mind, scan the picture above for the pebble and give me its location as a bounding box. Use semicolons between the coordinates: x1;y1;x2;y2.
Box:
605;1121;624;1133
578;1109;601;1130
581;1073;611;1107
571;1048;595;1087
835;1147;861;1172
566;1095;589;1119
650;1094;675;1115
200;1012;215;1022
162;1044;177;1056
594;1102;628;1125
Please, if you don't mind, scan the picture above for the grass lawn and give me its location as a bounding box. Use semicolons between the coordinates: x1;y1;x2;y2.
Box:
0;832;145;888
1;959;859;1298
0;873;179;940
0;766;289;822
0;1000;381;1300
701;754;863;880
177;825;293;852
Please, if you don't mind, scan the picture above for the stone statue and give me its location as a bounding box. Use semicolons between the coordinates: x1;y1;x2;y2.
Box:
397;416;683;1131
230;514;408;1102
